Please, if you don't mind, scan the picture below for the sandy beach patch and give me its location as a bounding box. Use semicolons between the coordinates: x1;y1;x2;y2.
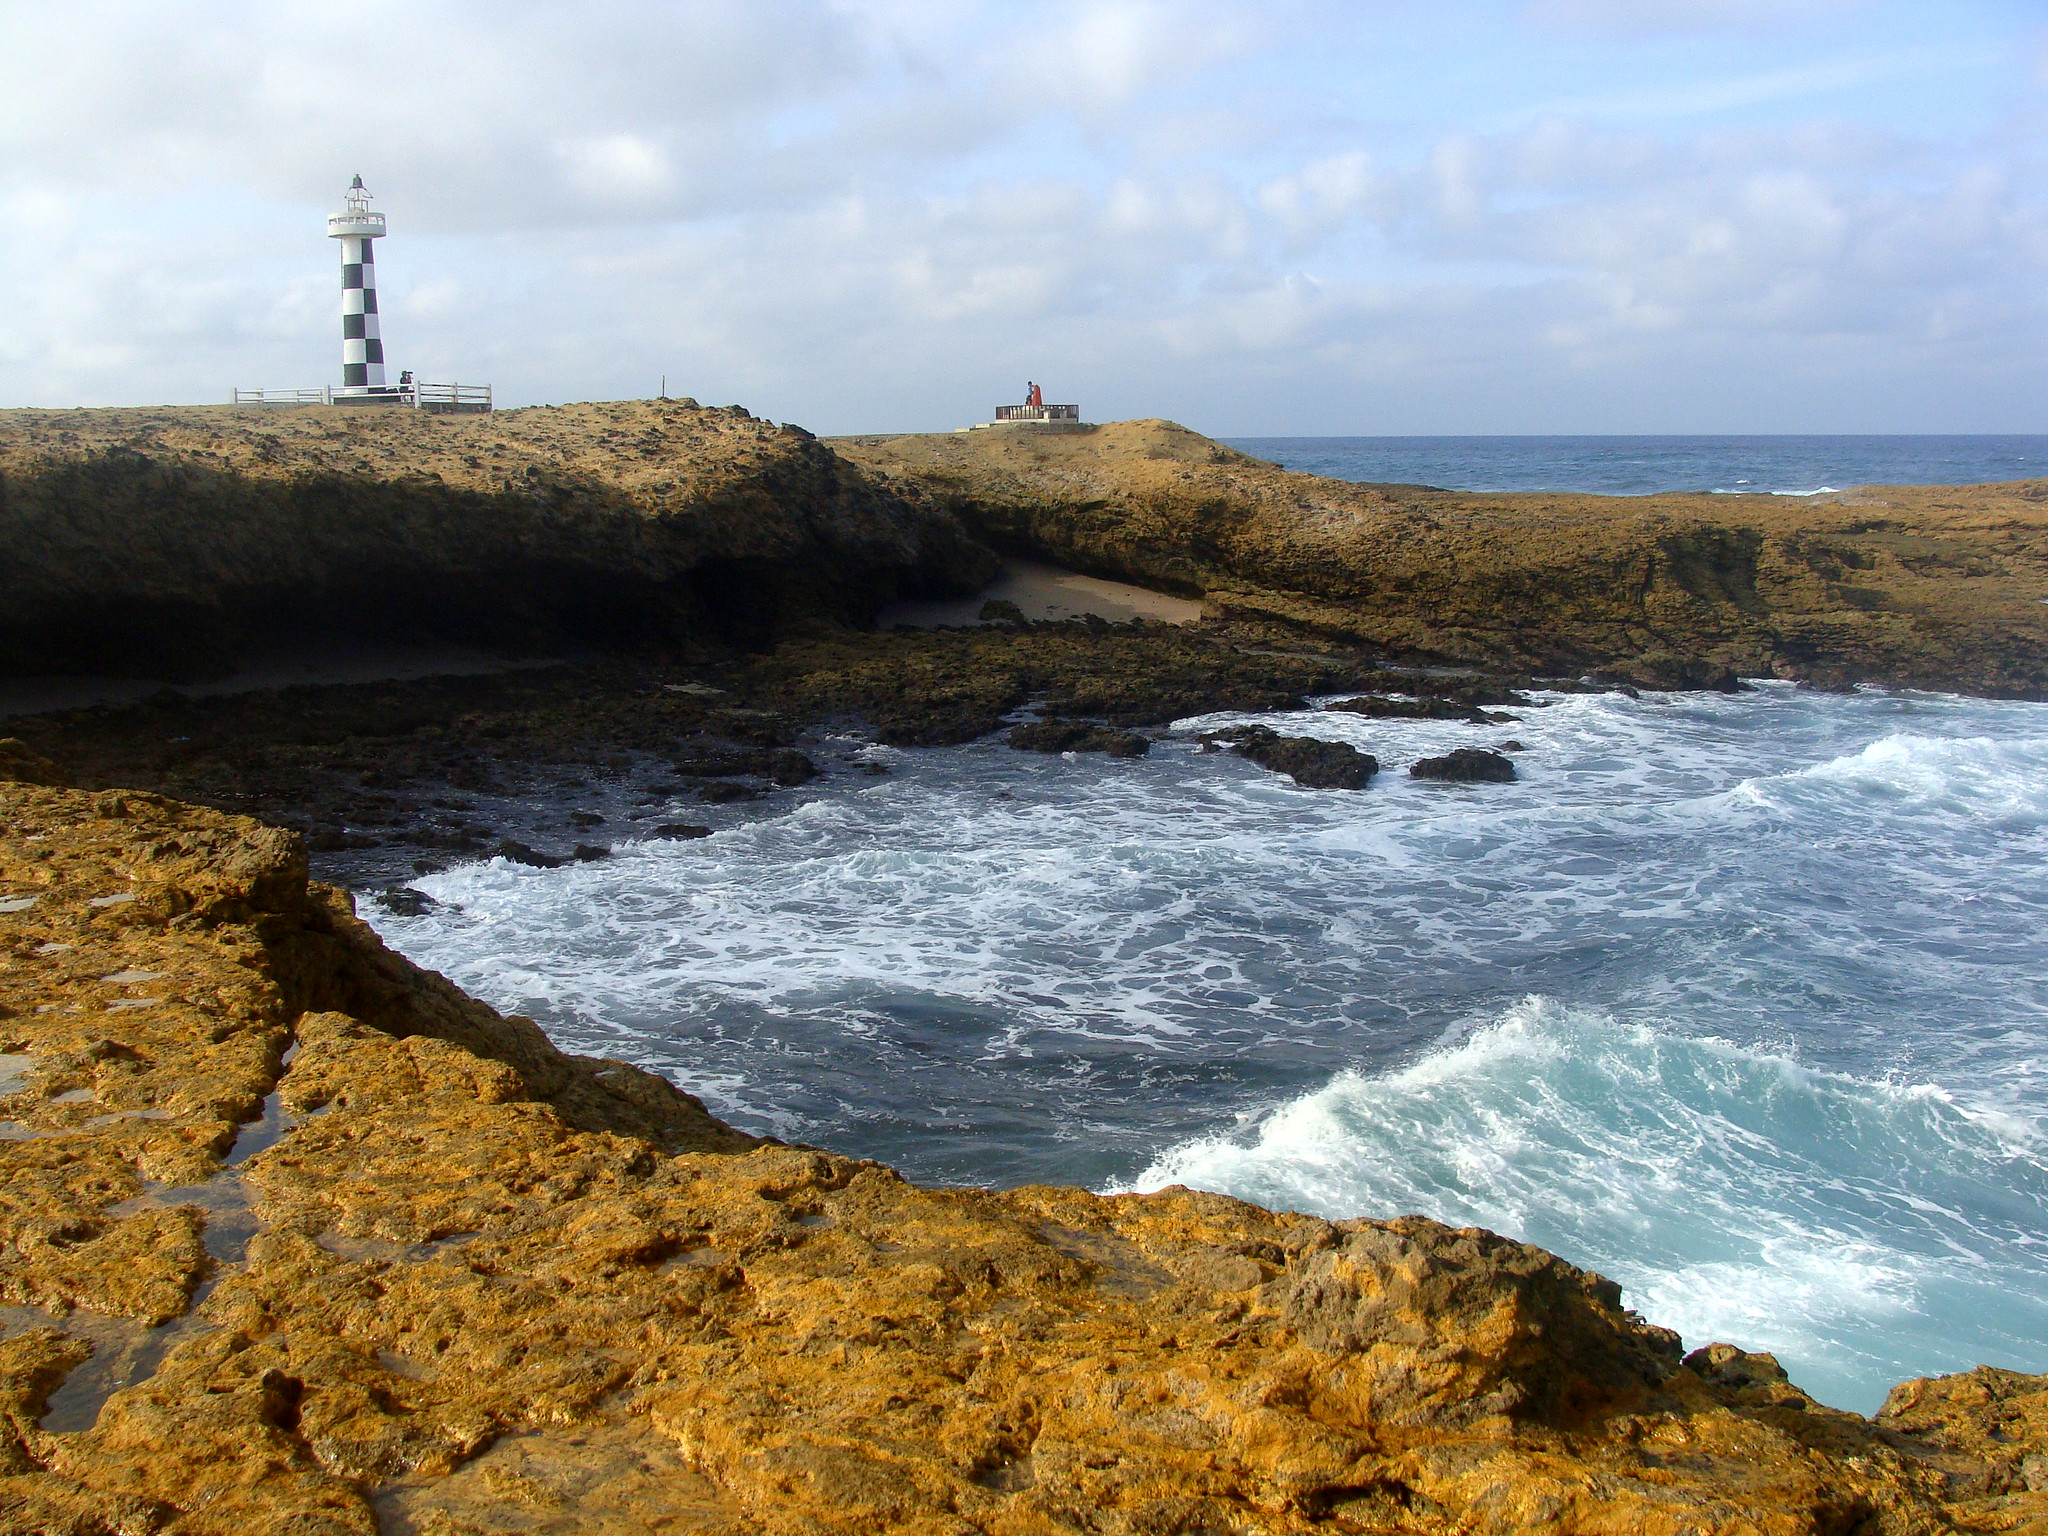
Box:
879;558;1203;628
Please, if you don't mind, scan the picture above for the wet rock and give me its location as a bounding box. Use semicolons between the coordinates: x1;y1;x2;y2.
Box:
1226;727;1378;789
672;746;816;786
1326;694;1517;725
1006;719;1150;758
650;823;711;840
1591;656;1748;693
304;826;381;852
404;829;488;851
572;844;611;863
874;713;1004;747
569;811;606;827
695;782;760;804
1410;748;1517;783
1493;740;1526;753
977;599;1026;624
495;839;568;868
411;859;446;875
373;887;440;917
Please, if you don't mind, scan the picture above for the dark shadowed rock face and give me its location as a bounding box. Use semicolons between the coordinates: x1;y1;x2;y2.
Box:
0;401;999;680
1007;719;1150;757
1227;727;1379;788
1411;748;1518;783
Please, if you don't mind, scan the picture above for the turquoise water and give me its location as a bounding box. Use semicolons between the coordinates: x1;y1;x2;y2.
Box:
371;683;2048;1413
1225;434;2048;496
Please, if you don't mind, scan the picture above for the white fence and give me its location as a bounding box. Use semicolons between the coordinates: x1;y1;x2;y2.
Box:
994;403;1080;422
230;383;492;413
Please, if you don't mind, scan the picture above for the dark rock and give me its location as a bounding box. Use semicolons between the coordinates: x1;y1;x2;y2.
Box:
651;823;712;839
374;887;440;917
978;599;1026;624
496;839;568;868
305;826;382;851
1440;681;1535;708
1326;686;1528;725
860;762;891;776
411;859;446;875
1410;749;1517;783
671;746;816;785
0;738;70;787
875;714;1004;747
570;811;606;826
1007;719;1151;758
697;781;760;804
1227;727;1378;789
1327;695;1495;724
1590;657;1748;693
572;844;611;862
1492;741;1526;753
404;829;488;851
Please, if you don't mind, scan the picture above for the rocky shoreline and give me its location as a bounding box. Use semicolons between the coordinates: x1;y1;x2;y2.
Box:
1;757;2044;1532
3;402;2047;1529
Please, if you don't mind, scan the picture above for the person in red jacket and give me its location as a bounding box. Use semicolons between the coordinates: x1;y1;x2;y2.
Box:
1027;382;1043;408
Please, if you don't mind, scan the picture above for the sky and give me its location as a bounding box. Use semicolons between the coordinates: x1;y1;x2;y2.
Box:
0;0;2042;435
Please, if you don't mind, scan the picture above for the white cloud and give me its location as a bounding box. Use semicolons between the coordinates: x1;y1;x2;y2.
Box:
0;0;2038;431
1524;0;1872;35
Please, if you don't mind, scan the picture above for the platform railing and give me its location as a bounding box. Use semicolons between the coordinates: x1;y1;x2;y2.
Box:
232;386;335;406
230;383;492;413
410;382;492;411
994;404;1080;422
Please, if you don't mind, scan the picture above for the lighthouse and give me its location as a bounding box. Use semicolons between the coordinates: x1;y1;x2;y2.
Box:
231;179;490;411
327;175;388;391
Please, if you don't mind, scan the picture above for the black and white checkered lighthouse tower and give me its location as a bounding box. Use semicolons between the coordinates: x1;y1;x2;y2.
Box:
327;175;388;392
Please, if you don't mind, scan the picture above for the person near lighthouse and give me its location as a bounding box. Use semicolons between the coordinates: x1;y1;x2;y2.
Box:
1027;382;1043;408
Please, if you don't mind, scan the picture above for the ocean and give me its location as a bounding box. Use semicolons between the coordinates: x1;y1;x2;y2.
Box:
1221;434;2048;496
369;682;2048;1416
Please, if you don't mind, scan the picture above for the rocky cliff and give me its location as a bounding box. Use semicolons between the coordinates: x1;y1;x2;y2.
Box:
0;757;2043;1534
837;423;2048;696
0;401;996;679
11;403;2048;701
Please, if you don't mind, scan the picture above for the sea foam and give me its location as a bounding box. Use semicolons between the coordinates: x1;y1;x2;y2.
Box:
374;683;2048;1414
1121;997;2047;1413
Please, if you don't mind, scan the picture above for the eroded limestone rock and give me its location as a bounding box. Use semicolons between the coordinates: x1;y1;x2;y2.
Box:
0;773;2042;1533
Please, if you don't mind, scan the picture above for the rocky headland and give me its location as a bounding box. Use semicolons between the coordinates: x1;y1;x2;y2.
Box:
837;421;2048;697
4;402;2047;1530
0;400;993;680
6;403;2046;699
